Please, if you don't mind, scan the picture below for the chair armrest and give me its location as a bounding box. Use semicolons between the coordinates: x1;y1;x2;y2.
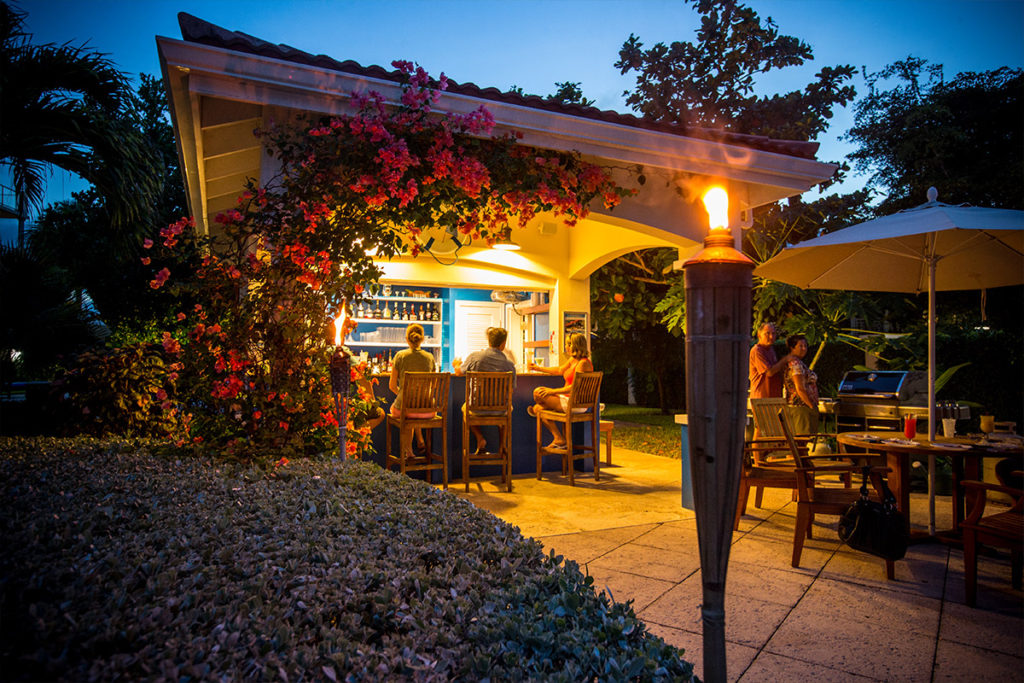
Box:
961;480;1023;498
796;464;861;474
961;480;1024;522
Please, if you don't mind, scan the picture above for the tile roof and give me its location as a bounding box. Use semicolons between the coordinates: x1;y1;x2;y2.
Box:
177;12;821;161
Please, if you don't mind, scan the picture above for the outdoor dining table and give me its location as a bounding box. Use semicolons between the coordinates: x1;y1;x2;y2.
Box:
836;431;1023;540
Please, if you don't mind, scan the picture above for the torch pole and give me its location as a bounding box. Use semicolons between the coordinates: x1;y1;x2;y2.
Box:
329;346;351;461
683;225;753;683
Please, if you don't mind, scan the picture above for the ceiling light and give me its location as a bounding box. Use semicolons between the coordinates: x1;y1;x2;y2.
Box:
492;228;520;251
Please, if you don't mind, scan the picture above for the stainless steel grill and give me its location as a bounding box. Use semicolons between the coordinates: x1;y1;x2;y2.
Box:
834;370;968;431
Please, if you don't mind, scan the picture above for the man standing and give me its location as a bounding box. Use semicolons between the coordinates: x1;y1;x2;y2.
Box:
749;322;789;400
454;327;516;453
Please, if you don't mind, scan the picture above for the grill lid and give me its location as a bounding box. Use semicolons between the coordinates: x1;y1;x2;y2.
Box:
838;371;925;400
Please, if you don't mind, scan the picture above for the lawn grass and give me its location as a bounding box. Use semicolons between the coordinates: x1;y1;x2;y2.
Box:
602;404;682;459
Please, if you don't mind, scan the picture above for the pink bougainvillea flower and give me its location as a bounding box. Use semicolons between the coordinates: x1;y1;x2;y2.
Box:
176;312;186;321
140;256;151;265
150;267;171;289
162;332;181;355
143;238;153;249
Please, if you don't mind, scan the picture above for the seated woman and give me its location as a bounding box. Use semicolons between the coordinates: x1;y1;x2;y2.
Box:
783;333;820;436
526;333;594;448
389;323;436;455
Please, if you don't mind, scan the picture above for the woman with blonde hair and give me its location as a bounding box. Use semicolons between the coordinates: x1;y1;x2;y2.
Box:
390;323;435;454
527;333;594;447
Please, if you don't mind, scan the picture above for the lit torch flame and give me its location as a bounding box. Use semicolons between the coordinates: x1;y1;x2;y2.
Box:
333;306;348;347
702;186;729;233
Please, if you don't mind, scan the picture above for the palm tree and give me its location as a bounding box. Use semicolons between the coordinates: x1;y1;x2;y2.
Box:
0;1;161;247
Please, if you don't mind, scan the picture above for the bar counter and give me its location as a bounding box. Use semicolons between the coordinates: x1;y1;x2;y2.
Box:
362;371;596;481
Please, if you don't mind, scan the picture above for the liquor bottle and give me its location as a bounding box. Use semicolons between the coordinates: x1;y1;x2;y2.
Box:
373;302;382;319
384;301;392;319
431;303;439;321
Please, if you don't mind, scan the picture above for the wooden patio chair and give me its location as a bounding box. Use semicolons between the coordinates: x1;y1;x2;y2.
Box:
745;397;851;510
385;372;450;489
960;477;1023;607
780;408;898;579
462;371;515;492
535;371;603;486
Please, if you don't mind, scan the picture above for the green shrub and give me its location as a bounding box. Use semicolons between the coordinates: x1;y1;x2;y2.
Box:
53;343;183;438
0;438;695;681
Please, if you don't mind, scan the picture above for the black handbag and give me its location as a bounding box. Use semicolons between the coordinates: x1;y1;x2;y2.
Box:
838;466;909;561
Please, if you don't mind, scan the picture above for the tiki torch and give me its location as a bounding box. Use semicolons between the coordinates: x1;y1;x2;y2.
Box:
683;187;753;683
330;306;352;461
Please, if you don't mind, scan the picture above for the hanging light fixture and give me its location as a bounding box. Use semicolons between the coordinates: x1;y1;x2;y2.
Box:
491;226;520;251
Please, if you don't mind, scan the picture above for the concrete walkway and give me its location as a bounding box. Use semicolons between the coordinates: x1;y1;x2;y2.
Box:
450;446;1023;682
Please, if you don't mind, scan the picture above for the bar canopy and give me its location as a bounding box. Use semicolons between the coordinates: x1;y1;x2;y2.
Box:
158;13;836;323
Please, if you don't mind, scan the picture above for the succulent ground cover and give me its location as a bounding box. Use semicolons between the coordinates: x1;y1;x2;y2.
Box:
0;438;694;681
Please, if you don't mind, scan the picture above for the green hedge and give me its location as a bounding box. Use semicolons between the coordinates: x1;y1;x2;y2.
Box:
0;438;695;681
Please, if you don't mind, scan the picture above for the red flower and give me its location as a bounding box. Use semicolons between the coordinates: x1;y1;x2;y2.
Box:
150;267;171;290
613;293;624;303
143;238;153;249
176;312;186;321
140;256;151;265
162;332;181;355
278;420;289;432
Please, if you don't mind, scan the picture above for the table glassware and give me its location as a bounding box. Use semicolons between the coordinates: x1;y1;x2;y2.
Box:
904;414;917;440
979;415;995;442
942;417;956;438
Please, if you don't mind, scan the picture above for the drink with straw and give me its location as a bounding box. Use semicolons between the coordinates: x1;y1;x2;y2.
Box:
904;413;917;440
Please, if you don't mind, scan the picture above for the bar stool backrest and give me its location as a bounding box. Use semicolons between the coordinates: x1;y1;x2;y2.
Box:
402;372;450;414
466;372;514;414
568;371;603;413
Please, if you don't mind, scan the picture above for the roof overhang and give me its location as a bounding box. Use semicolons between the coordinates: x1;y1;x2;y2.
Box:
157;32;837;278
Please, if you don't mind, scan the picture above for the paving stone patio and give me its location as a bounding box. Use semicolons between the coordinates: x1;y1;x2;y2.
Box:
451;445;1024;682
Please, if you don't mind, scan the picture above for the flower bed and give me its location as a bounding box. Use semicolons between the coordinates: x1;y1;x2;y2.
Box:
0;438;694;681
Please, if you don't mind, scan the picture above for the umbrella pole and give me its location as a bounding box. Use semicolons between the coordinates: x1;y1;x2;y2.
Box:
927;256;937;535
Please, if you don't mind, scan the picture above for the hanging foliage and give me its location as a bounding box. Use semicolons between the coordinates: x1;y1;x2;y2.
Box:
143;61;629;459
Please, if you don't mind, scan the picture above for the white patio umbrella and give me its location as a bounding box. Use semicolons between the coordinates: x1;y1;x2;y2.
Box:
755;187;1024;533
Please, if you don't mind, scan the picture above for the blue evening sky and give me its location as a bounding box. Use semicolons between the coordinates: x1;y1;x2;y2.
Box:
5;0;1023;243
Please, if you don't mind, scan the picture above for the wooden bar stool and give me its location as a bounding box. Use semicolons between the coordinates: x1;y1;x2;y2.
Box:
385;372;450;488
462;371;515;491
535;371;603;486
599;420;614;465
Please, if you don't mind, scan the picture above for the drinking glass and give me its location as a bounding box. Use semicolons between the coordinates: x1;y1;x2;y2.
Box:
980;415;995;442
903;414;917;440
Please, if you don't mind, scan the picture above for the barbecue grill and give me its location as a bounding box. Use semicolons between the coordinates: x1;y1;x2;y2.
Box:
834;370;969;431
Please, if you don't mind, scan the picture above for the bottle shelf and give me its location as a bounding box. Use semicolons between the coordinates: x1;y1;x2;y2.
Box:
373;296;442;303
519;303;550;315
349;342;441;348
353;317;440;325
